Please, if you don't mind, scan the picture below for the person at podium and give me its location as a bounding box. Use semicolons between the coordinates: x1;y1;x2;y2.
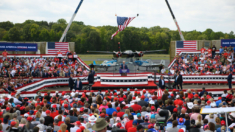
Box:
120;61;128;69
120;61;129;76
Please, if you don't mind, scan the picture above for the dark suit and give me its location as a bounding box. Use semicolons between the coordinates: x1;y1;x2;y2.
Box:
158;79;165;89
228;73;232;89
74;80;82;90
42;72;48;78
120;64;128;69
88;73;94;84
69;77;74;91
174;74;183;89
32;72;38;77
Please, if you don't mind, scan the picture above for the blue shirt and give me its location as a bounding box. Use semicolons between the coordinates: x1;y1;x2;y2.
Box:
216;100;222;107
106;108;117;116
220;48;224;54
205;105;211;108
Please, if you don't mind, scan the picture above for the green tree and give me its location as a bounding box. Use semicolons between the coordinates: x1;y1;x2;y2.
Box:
0;21;14;30
57;19;67;25
30;23;40;41
39;28;50;41
8;27;20;41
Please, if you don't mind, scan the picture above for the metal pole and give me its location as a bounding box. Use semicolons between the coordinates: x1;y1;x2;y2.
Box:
59;0;84;42
165;0;185;41
225;112;229;132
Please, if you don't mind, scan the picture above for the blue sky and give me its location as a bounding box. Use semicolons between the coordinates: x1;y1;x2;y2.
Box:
0;0;234;33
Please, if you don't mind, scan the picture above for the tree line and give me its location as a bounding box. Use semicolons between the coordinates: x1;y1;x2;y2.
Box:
0;19;234;54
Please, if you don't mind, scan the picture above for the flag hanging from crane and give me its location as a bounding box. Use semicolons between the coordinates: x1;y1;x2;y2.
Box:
111;16;135;39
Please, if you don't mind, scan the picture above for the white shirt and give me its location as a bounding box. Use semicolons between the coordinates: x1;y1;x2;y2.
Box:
54;114;65;121
161;68;166;74
70;126;80;132
162;80;164;85
13;97;22;104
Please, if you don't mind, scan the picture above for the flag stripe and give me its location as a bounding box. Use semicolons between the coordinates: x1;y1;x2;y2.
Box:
176;41;197;54
47;42;69;54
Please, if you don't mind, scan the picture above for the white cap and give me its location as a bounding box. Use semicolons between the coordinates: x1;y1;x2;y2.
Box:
135;88;138;91
176;95;180;99
72;89;75;92
24;113;29;117
187;102;193;109
56;91;59;93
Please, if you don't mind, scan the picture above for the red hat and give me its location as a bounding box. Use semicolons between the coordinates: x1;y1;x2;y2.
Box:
151;90;155;93
148;124;154;129
84;90;87;93
46;110;51;114
179;118;184;123
0;112;3;116
16;105;21;108
113;112;117;116
62;91;66;96
170;94;174;97
116;107;120;111
201;97;205;100
100;113;106;118
151;106;155;111
64;104;68;108
194;94;199;97
173;89;176;92
114;93;117;96
132;97;136;100
27;116;33;122
44;93;47;96
123;95;126;99
20;107;25;111
75;121;81;125
173;108;178;113
10;121;16;127
178;129;184;132
143;90;146;93
207;100;211;104
116;122;122;127
137;91;140;95
40;102;44;106
80;107;84;112
24;97;29;100
218;97;222;100
141;95;145;99
76;129;81;132
11;92;15;96
221;120;225;125
6;107;10;111
105;90;108;93
52;105;57;108
114;97;118;101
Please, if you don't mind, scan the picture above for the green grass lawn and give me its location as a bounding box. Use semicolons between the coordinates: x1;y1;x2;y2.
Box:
78;54;169;65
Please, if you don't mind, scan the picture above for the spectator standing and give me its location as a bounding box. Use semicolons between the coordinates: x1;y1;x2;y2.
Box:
69;74;74;91
201;47;206;57
212;45;217;58
2;49;8;60
174;72;183;90
227;71;232;89
219;46;224;55
158;75;165;90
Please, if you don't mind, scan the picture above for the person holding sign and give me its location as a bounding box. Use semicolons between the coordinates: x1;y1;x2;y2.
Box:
57;50;63;62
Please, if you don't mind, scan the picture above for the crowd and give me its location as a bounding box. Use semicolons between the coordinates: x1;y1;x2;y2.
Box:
0;50;90;92
169;45;235;75
0;87;235;132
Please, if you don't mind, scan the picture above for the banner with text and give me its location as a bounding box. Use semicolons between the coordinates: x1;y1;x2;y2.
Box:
0;42;37;51
221;39;235;47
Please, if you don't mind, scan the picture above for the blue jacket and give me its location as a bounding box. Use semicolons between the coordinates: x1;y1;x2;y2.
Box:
74;80;82;90
106;108;117;116
216;100;222;107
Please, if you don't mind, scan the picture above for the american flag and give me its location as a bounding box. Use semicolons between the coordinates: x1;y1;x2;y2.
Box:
47;42;69;54
111;16;135;39
176;41;197;54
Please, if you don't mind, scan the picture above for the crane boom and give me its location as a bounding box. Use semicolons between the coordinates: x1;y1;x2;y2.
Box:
59;0;84;42
165;0;185;41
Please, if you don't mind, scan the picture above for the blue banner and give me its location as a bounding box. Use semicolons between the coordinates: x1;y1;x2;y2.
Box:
221;39;235;47
0;43;37;51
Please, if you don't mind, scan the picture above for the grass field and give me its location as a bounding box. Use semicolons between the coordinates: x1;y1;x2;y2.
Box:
79;54;169;65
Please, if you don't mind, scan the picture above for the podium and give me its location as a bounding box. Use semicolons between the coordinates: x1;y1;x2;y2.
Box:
119;69;129;76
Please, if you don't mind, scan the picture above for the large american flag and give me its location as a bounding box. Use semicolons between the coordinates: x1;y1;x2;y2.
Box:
47;42;69;54
111;16;135;39
176;41;197;54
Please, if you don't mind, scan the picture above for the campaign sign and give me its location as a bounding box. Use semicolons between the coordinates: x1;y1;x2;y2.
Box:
221;39;235;47
0;42;37;51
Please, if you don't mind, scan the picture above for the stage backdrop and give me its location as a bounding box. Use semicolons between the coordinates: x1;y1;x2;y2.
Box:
0;42;37;51
221;39;235;47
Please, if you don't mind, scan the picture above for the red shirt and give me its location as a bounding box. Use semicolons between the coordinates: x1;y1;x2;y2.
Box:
201;48;205;53
188;93;194;99
224;52;228;59
208;49;212;54
50;110;59;119
131;104;142;112
2;51;7;57
128;127;137;132
117;112;125;118
125;120;133;131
